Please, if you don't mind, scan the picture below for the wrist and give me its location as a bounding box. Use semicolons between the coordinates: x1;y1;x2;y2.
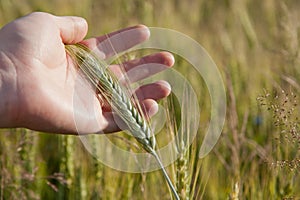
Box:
0;51;19;128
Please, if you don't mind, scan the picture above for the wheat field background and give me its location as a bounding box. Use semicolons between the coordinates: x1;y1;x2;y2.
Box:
1;0;300;199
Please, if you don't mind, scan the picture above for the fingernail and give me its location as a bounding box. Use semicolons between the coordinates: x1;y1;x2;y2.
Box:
157;80;171;91
164;53;175;66
149;102;159;116
137;24;150;40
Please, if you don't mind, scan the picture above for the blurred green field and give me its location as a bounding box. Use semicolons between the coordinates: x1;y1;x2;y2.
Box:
1;0;300;199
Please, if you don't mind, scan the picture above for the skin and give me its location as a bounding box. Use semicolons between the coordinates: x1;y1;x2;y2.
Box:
0;12;174;134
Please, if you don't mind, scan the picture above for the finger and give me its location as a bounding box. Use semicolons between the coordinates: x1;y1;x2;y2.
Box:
109;52;175;82
81;25;150;59
54;15;88;44
99;79;171;113
140;99;159;118
101;99;158;134
134;80;171;101
123;52;175;72
97;79;170;109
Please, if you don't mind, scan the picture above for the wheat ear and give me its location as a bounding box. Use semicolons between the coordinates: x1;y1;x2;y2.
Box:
65;44;180;200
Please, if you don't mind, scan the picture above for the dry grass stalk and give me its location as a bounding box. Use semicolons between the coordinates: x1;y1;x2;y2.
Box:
65;44;180;200
257;89;300;170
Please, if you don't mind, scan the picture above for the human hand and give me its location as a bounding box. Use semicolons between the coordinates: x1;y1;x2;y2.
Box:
0;12;174;134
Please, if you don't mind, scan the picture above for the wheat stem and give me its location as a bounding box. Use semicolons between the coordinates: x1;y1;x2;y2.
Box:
150;149;180;200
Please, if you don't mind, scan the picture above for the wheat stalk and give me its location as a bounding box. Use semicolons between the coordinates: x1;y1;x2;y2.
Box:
166;91;190;200
65;44;180;200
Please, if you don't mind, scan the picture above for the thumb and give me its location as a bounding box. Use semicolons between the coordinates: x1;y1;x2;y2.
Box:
54;16;88;44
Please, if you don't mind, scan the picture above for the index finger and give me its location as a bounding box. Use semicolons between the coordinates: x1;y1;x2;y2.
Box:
81;25;150;59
